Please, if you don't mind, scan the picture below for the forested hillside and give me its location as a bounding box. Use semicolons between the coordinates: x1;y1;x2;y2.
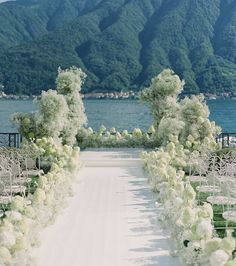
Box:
0;0;236;95
0;0;102;48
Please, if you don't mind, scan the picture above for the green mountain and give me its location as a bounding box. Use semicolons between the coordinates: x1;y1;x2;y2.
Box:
0;0;236;95
0;0;102;49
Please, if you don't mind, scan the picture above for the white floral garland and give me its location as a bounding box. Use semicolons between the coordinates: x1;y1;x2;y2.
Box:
141;139;236;266
77;125;158;148
0;138;81;266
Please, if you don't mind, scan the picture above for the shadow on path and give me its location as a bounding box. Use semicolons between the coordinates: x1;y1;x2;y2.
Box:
120;165;179;266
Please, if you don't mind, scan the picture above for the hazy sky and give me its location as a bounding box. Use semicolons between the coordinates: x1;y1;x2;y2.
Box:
0;0;15;3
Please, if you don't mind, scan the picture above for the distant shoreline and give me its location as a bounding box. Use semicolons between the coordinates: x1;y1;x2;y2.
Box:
0;92;236;100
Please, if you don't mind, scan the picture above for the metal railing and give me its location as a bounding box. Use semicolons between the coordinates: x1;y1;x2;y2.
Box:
0;131;235;149
216;133;236;148
0;133;22;148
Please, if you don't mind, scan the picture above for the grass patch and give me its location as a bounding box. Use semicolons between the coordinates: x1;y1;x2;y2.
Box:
191;180;236;238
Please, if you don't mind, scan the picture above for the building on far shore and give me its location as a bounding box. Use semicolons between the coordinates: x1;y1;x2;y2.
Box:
0;89;236;100
82;91;137;99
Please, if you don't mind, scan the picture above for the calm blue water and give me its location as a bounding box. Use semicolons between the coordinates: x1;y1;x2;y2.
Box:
0;99;235;132
207;100;236;133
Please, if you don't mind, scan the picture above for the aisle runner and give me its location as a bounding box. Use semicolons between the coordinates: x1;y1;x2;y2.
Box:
33;149;180;266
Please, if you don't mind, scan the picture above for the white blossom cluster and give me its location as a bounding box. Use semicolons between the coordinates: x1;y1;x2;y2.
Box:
56;67;87;145
0;138;81;265
35;90;69;139
12;66;87;145
2;66;87;265
141;70;236;265
77;125;158;148
140;69;221;150
140;69;184;129
142;139;236;265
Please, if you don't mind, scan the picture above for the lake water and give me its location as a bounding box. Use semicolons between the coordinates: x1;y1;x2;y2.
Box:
0;99;235;133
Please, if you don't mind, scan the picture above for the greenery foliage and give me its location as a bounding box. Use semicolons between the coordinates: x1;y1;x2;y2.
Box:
0;0;102;49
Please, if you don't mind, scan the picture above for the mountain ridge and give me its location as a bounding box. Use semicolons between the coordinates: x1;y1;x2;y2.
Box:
0;0;236;95
0;0;102;48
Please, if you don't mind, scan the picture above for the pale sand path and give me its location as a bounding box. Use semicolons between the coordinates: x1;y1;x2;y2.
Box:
33;149;180;266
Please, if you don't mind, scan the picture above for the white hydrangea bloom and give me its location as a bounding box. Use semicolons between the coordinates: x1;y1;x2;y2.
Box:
209;250;229;266
158;117;185;145
11;235;28;252
196;220;213;239
224;260;236;266
220;237;236;255
99;125;106;133
0;247;12;264
0;231;16;247
11;196;26;212
5;211;22;222
32;188;46;206
35;89;69;139
205;238;222;255
181;207;196;225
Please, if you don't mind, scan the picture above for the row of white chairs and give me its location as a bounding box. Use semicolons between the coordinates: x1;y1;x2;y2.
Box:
188;151;236;234
0;147;43;207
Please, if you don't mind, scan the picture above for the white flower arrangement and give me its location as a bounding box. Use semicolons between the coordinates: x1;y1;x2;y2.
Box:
0;247;12;265
209;250;229;266
195;220;213;240
141;138;236;265
2;67;231;266
0;230;16;248
76;127;158;149
0;137;81;265
139;70;236;266
32;188;46;206
224;259;236;266
12;67;87;145
181;207;197;226
5;211;22;222
10;196;27;213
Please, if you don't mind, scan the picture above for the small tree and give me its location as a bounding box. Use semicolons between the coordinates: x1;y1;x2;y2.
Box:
13;66;87;146
56;67;87;145
140;69;184;130
12;112;39;140
179;95;221;152
140;69;221;152
35;90;69;139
